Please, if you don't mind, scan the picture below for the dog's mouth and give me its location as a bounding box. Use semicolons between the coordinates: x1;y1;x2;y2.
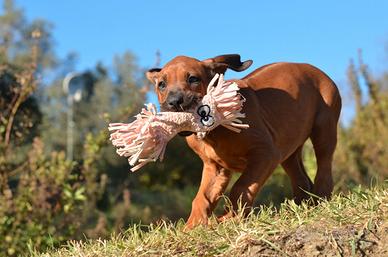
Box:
160;93;201;112
161;93;202;137
178;131;194;137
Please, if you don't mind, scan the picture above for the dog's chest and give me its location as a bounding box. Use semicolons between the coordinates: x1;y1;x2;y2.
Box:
186;126;251;172
203;129;250;172
205;144;247;172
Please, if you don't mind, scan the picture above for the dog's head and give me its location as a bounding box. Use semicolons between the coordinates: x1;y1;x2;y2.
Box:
146;54;252;112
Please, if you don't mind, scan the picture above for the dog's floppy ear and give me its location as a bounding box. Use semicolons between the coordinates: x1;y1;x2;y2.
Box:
146;68;161;83
203;54;253;72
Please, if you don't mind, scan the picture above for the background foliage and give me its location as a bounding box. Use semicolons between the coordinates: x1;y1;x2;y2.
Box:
0;1;386;255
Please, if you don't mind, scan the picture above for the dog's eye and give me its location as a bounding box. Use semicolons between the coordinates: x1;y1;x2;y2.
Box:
188;76;200;84
158;81;166;91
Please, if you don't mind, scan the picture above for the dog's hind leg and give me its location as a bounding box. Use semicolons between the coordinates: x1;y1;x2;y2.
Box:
310;113;338;200
281;146;314;204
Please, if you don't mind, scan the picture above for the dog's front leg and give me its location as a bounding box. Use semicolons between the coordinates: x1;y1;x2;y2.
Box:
185;161;231;229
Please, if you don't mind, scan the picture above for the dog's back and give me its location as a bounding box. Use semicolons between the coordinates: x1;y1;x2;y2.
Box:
239;62;341;161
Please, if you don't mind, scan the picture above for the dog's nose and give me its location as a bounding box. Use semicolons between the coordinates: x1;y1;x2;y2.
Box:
167;91;184;110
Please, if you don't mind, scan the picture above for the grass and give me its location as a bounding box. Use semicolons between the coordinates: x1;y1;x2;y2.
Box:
37;183;388;257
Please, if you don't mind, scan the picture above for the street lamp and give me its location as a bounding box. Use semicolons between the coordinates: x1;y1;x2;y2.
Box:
63;72;84;162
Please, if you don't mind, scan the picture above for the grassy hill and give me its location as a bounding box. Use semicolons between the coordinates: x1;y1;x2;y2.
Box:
38;183;388;257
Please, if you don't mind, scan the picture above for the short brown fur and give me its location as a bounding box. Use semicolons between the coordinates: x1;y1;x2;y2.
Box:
146;54;341;229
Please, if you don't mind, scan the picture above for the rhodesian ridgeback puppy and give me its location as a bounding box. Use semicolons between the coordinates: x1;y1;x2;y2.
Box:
146;54;341;229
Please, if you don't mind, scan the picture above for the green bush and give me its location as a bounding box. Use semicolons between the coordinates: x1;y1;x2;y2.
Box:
0;133;107;255
1;139;81;255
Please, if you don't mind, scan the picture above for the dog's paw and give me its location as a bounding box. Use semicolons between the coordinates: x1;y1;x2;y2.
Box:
184;214;209;231
216;211;236;223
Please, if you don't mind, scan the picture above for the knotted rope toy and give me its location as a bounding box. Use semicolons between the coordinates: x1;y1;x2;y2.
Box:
108;74;249;171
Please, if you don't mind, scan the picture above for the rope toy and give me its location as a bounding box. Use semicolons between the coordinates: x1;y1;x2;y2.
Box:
108;74;249;171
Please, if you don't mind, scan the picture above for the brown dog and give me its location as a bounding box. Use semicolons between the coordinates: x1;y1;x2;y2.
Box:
146;54;341;228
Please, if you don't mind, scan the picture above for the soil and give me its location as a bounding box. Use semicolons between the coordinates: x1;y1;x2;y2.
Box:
241;220;388;257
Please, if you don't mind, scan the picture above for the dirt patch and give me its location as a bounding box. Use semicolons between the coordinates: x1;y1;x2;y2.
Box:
242;220;387;257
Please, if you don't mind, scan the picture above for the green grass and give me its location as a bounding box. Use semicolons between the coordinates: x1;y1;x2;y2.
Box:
37;183;388;257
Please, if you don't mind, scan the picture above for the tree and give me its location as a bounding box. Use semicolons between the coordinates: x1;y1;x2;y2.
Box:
0;2;105;254
334;50;388;189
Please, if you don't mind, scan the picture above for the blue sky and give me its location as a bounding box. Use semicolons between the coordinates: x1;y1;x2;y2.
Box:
20;0;388;123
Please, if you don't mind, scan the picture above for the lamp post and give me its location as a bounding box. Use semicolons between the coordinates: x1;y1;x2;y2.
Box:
63;72;83;162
